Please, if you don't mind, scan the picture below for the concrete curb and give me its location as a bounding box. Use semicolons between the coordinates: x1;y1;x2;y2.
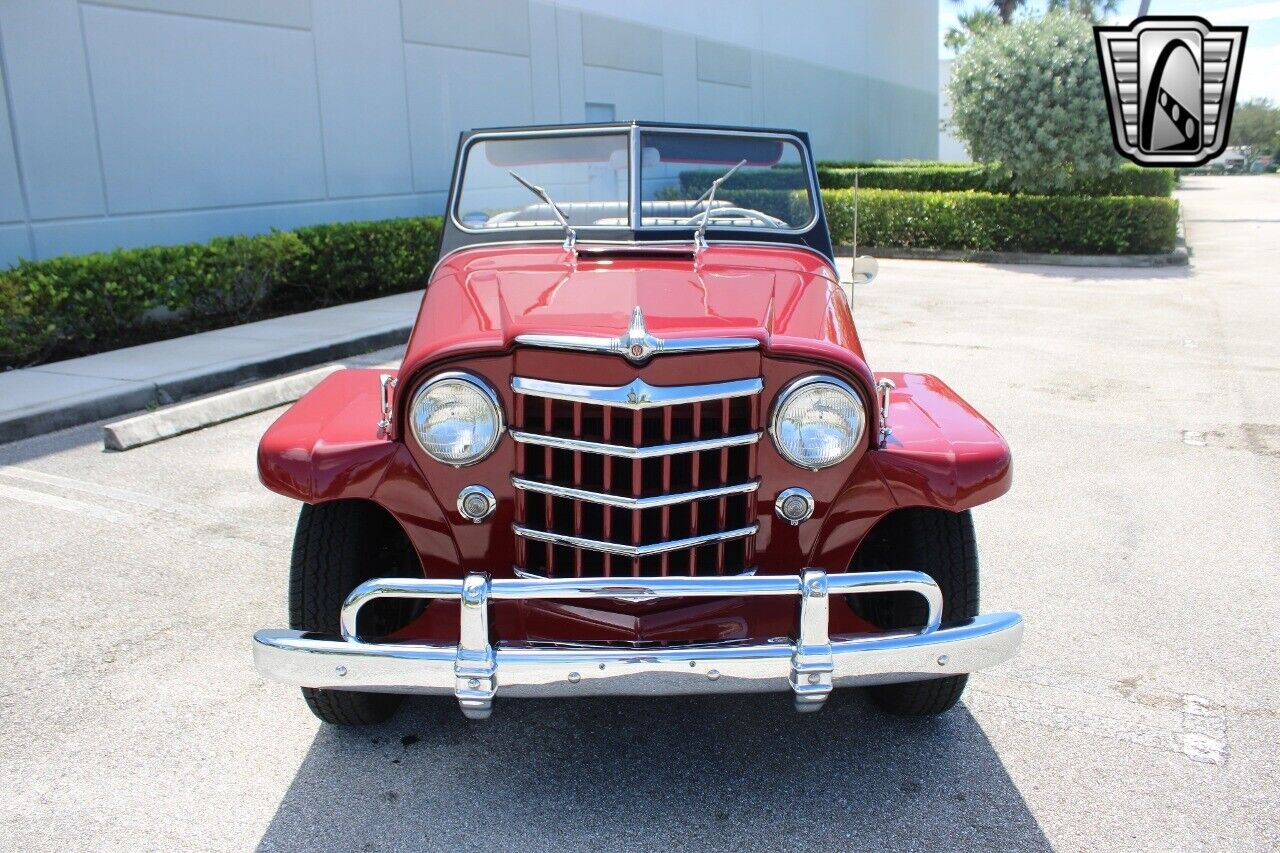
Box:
0;324;410;445
103;365;345;450
835;244;1190;267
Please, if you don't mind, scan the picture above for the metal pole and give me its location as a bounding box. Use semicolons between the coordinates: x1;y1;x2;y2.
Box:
1137;0;1151;16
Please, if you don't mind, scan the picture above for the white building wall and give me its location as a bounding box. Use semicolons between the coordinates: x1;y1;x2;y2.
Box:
937;58;969;161
0;0;938;266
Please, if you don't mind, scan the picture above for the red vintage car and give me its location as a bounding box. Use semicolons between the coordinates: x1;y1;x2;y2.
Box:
252;122;1023;724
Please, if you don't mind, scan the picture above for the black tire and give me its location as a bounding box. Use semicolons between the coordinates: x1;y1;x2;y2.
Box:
849;507;979;717
289;501;420;725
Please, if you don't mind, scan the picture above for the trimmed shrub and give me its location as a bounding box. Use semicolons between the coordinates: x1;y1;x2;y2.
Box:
823;188;1179;255
1;217;441;369
275;217;442;308
817;164;1175;197
687;162;1173;197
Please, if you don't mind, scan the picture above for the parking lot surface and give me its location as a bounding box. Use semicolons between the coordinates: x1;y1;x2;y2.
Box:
1;176;1277;851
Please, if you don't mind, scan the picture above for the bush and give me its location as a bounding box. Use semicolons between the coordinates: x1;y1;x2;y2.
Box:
275;217;442;308
823;188;1179;255
817;164;1174;197
683;163;1175;197
948;13;1125;193
1;217;441;368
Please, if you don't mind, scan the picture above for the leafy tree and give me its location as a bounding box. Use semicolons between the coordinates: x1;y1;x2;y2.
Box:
1045;0;1118;22
947;0;1118;51
947;13;1123;193
1228;99;1280;164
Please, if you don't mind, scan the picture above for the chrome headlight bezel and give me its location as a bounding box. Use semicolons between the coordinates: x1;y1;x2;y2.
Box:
769;374;867;470
409;371;505;467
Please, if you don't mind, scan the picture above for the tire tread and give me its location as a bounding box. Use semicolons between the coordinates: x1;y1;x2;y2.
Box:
288;502;403;726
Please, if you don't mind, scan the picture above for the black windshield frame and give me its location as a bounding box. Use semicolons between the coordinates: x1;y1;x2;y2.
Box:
437;121;833;263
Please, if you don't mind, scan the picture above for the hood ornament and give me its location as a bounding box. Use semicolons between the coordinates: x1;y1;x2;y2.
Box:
616;307;662;364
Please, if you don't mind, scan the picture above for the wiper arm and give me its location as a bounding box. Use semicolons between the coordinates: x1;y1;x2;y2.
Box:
692;159;747;251
509;170;576;251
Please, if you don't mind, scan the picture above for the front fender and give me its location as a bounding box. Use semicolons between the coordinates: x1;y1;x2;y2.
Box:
257;368;401;503
869;372;1012;511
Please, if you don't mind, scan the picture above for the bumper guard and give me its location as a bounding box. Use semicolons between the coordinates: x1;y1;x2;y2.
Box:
253;569;1023;719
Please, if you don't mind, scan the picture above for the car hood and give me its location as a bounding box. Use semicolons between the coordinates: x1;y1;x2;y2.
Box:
402;244;868;379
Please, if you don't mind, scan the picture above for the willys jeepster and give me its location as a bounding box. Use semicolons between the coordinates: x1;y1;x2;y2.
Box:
252;122;1023;724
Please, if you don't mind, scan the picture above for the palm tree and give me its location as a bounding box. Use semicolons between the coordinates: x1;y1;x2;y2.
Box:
947;1;1120;50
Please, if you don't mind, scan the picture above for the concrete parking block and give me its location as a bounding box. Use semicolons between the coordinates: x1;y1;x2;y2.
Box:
103;365;344;451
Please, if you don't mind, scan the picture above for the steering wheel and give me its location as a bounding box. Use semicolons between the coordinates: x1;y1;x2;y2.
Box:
679;206;786;228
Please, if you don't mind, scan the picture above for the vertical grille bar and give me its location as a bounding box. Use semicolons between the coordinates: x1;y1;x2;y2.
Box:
601;409;613;578
514;394;526;570
572;402;583;578
630;407;643;577
544;396;555;577
690;401;702;538
716;397;730;574
660;406;673;576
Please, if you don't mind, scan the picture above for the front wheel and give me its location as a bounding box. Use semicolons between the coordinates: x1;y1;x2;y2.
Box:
850;508;980;716
289;501;421;725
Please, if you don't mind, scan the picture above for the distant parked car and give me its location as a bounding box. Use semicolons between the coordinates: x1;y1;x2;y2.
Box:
252;122;1024;725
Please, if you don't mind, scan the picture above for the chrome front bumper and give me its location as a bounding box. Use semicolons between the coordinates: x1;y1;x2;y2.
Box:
252;570;1023;719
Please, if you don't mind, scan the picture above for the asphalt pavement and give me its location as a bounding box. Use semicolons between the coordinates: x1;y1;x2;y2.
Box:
1;176;1277;851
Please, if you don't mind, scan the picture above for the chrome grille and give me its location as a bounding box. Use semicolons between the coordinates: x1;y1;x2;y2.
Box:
511;376;761;578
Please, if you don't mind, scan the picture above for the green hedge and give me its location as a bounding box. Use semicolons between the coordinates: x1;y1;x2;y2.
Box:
818;164;1175;197
685;161;1174;197
822;188;1179;255
1;217;441;369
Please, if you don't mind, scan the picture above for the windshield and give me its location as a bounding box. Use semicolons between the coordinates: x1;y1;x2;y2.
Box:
456;133;630;229
453;128;816;234
637;131;814;229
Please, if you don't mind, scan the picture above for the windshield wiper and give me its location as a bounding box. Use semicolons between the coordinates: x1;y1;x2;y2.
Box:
692;159;747;251
509;170;576;250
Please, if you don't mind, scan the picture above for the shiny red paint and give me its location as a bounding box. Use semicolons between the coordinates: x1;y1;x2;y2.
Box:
258;243;1011;643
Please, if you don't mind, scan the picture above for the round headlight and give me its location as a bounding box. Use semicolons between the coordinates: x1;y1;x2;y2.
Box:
770;376;866;469
409;372;504;466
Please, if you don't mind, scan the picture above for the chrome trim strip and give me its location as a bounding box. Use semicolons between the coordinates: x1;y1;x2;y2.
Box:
516;334;759;359
516;306;759;363
519;306;757;361
512;523;758;557
252;568;1025;718
512;375;762;410
512;476;760;509
509;429;761;458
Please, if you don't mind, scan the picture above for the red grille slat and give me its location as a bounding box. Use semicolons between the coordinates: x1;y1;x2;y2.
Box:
630;408;643;577
601;409;613;577
660;406;673;576
572;402;584;578
543;397;555;577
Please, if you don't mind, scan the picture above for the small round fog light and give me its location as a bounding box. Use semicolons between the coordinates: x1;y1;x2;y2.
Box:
457;485;496;523
775;487;815;526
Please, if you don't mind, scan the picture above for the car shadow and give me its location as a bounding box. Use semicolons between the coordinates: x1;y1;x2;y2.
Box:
255;691;1050;852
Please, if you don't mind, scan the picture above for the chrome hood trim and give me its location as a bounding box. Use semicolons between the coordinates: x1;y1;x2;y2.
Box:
516;306;758;364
